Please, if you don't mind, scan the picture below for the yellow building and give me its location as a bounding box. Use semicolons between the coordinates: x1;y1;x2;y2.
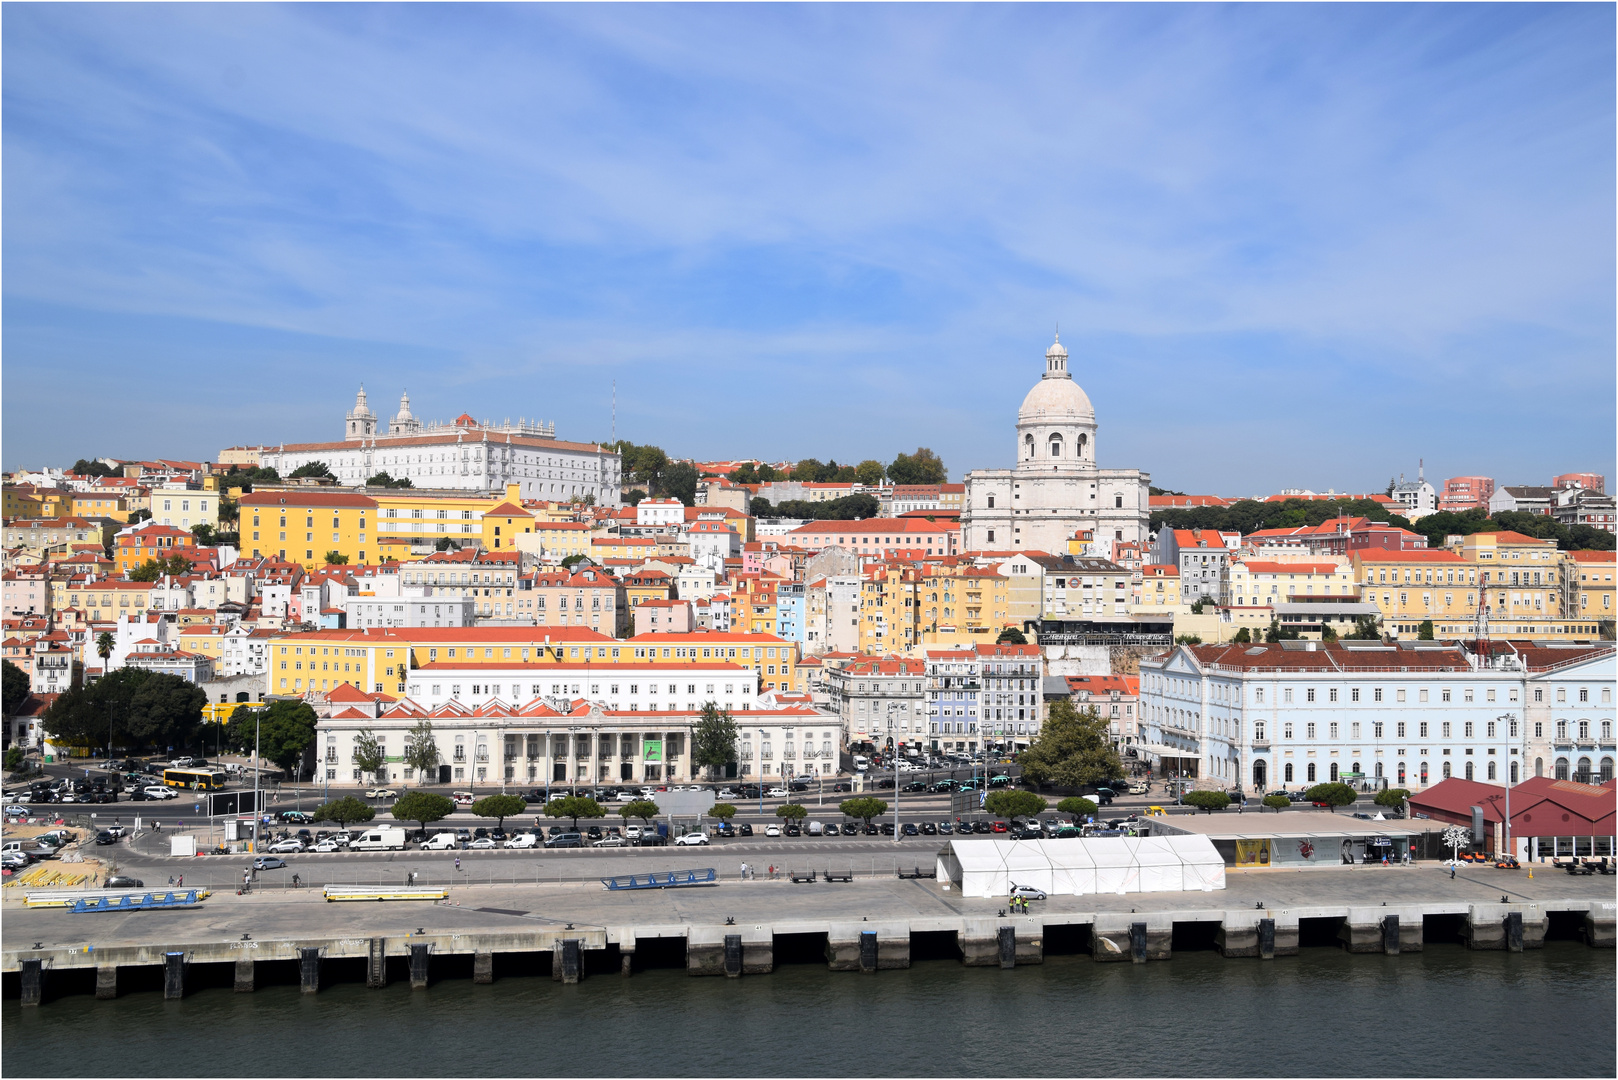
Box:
514;520;594;561
1222;558;1356;606
69;492;135;523
622;568;676;609
1131;564;1182;614
150;486;221;532
1566;550;1615;627
265;626;796;697
478;498;535;552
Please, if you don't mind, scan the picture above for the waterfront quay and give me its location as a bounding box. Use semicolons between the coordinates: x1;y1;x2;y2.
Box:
5;859;1613;1004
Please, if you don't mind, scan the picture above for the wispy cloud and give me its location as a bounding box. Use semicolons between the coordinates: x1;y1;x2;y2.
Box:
3;3;1611;491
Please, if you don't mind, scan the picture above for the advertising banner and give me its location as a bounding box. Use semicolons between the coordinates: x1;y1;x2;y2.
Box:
1234;838;1272;867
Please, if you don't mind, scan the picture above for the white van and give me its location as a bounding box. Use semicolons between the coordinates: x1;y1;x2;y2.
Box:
350;826;407;851
853;756;870;772
419;832;458;851
503;833;538;849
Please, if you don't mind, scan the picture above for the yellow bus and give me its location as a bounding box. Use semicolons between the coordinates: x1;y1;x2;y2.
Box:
162;768;229;791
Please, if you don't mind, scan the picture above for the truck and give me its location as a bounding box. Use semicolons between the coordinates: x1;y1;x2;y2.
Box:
349;826;408;851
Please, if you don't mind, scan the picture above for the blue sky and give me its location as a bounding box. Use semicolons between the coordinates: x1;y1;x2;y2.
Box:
4;3;1613;494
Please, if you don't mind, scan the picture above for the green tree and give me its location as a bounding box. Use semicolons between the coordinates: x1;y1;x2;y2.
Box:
391;791;454;832
1417;619;1435;641
128;553;191;581
1304;782;1357;813
288;461;334;479
1183;790;1231;814
728;462;757;485
352;729;385;784
838;796;888;825
1373;787;1411;810
996;627;1028;646
709;802;738;822
560;553;588;569
795;458;826;483
1055;796;1097;819
691;702;738;777
4;746;25;772
1232;627;1251;643
619;799;661;825
748;497;774;517
544;795;605;830
403;718;440;780
854;460;885;486
366;471;396;487
225;700;318;774
1;660;29;718
324;551;350;566
661;461;700;506
471;794;528;830
1345;615;1381;641
1320;624;1339;644
95;632;115;668
315;796;376;828
1018;701;1124;789
191;523;216;545
217;494;239;526
775;803;808;825
1261;794;1291;812
886;448;946;486
755;463;779;483
1175;634;1203;645
984;789;1048;824
71;458;116;478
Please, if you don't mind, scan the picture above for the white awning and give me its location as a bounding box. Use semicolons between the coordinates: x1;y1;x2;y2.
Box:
936;835;1225;898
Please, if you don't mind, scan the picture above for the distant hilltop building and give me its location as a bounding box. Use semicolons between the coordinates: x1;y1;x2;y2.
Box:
257;388;622;504
961;334;1149;554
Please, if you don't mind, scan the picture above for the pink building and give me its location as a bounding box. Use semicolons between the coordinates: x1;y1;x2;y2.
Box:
632;597;693;636
1554;473;1605;494
1439;475;1494;512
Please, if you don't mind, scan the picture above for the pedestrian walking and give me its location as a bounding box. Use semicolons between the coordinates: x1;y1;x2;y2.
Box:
176;875;183;888
168;875;175;886
455;856;462;872
1450;865;1456;880
740;861;748;881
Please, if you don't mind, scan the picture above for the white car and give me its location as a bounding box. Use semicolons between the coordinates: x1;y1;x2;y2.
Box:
503;834;539;849
766;787;788;798
716;788;737;799
764;824;781;837
267;838;304;853
623;825;643;840
364;788;396;800
310;840;342;852
143;786;178;800
674;832;709;846
452;791;476;806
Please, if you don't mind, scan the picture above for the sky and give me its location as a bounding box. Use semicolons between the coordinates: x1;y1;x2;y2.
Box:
3;3;1613;495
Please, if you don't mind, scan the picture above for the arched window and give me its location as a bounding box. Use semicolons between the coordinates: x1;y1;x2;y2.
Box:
1023;434;1034;460
1351;761;1360;777
1554;758;1569;781
1601;757;1614;784
1284;762;1293;782
1252;760;1267;789
1420;761;1429;784
1464;761;1473;780
1510;761;1519;783
1397;761;1406;784
1441;761;1451;778
1374;761;1384;778
1575;757;1592;783
1534;757;1543;778
1306;762;1316;782
1578;719;1590;740
1604;721;1613;741
1329;762;1339;782
1486;761;1496;780
1049;435;1062;458
1076;433;1088;457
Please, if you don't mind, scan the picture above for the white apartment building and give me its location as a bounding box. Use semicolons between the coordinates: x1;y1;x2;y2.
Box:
345;593;476;629
827;657;927;752
1139;640;1616;792
403;661;760;713
922;643;1046;754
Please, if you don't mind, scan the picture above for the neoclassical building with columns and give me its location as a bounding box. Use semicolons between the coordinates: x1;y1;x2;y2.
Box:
961;335;1150;556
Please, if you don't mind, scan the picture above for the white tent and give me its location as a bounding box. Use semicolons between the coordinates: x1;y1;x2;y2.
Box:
936;836;1225;898
1163;834;1227;891
1129;836;1185;893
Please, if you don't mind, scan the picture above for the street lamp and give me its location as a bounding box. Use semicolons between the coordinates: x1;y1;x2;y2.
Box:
887;702;905;843
758;728;766;819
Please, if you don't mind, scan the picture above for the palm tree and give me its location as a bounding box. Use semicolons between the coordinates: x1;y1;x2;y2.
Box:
95;632;115;669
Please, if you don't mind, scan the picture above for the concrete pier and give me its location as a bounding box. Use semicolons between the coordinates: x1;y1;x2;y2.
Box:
163;952;184;1000
299;947;320;994
4;872;1612;1002
95;964;118;1000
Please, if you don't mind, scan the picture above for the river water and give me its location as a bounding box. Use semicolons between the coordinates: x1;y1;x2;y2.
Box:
4;944;1613;1077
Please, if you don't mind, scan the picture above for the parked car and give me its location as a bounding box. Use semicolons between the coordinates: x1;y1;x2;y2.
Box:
738;823;754;837
267;838;305;853
716;788;737;799
103;875;145;889
467;837;497;849
832;782;852;792
94;831;119;846
277;810;314;824
310;840;343;852
784;823;801;836
766;787;788;798
364;788;396;800
591;835;626;848
674;832;709;846
544;833;584;849
764;824;781;837
143;785;177;800
821;823;840;836
252;856;288;870
902;822;920;836
920;822;937;836
1009;883;1048;901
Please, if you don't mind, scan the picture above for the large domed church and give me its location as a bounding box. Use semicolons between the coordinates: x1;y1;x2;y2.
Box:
961;335;1149;555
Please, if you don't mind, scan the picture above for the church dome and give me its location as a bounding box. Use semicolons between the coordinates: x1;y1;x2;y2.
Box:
1018;334;1093;423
